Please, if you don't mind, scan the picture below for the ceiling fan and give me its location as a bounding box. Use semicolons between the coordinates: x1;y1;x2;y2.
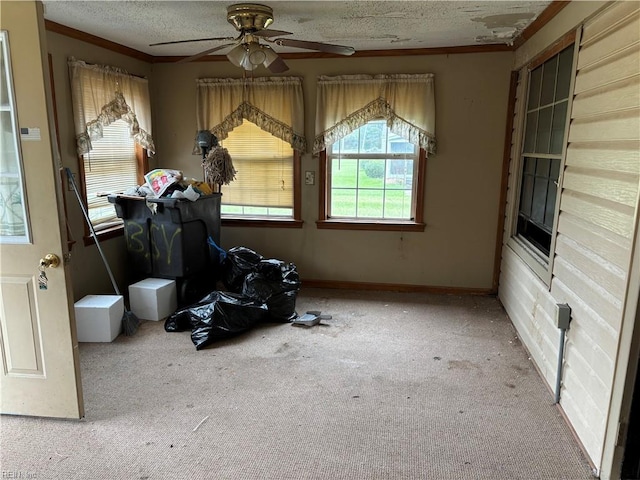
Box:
149;3;356;73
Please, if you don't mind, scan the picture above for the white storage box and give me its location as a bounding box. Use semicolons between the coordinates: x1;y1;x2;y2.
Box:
128;278;177;321
74;295;123;342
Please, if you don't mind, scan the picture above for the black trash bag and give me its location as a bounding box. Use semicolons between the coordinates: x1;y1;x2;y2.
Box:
189;291;269;350
257;260;301;293
164;309;196;332
257;259;287;282
242;260;300;297
279;264;301;293
242;260;301;319
242;272;274;303
267;290;299;323
165;289;225;333
222;246;263;292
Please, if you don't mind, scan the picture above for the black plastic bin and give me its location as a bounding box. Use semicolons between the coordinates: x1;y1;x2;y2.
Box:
109;193;222;305
146;195;221;278
108;196;153;276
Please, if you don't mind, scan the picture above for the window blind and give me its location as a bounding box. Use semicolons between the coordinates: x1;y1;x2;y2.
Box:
83;119;137;229
220;120;293;208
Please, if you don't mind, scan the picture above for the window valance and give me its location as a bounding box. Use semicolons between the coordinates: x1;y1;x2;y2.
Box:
68;57;154;155
314;74;436;155
195;77;307;154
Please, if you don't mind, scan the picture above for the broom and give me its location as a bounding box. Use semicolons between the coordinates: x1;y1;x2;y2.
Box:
65;167;140;336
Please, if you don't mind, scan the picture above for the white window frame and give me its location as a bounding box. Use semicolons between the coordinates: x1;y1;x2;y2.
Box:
506;30;580;286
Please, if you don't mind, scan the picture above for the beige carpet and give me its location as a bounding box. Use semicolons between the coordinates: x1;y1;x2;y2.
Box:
1;288;595;479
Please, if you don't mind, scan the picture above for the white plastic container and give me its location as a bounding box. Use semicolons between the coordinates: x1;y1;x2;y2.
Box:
74;295;123;342
128;278;177;321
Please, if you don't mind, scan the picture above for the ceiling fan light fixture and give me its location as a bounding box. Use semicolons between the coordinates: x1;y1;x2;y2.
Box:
247;42;267;65
226;43;247;67
262;45;279;65
240;50;259;70
241;58;258;70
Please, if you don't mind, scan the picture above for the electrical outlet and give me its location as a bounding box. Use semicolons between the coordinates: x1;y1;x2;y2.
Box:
305;171;315;185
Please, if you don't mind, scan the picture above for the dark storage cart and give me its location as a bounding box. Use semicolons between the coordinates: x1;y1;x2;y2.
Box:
109;193;222;305
108;195;154;277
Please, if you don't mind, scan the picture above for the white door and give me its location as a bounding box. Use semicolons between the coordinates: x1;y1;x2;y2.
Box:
0;1;83;419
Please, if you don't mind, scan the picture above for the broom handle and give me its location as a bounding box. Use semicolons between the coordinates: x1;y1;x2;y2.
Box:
65;168;122;296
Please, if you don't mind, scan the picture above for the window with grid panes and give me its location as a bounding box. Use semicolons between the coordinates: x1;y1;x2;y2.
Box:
219;120;295;218
82;118;141;231
517;45;574;256
326;119;419;221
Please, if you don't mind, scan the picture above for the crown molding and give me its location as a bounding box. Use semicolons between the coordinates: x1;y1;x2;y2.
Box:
512;1;571;49
45;1;568;64
45;20;154;63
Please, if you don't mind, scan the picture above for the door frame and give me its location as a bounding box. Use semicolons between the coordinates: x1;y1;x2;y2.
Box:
0;0;83;420
621;336;640;479
600;210;640;480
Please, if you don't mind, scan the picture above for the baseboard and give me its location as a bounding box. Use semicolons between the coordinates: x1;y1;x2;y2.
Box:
300;279;494;296
555;403;598;476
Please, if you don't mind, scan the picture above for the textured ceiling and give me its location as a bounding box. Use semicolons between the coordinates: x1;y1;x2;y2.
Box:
42;1;554;57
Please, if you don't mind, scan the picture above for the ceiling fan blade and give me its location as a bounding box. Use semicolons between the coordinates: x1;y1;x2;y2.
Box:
149;37;235;47
266;55;289;73
260;45;289;73
275;38;355;56
177;43;236;64
253;29;293;38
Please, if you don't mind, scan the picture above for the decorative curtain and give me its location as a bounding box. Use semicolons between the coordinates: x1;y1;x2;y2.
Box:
68;57;154;155
314;74;436;155
195;77;306;154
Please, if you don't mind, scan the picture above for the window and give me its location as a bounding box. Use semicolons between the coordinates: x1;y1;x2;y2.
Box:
68;57;154;240
516;44;574;257
319;120;426;231
0;30;29;243
219;119;301;224
194;77;305;227
314;74;434;232
81;119;146;231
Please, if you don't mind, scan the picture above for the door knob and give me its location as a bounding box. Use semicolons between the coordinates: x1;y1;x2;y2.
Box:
39;253;60;269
